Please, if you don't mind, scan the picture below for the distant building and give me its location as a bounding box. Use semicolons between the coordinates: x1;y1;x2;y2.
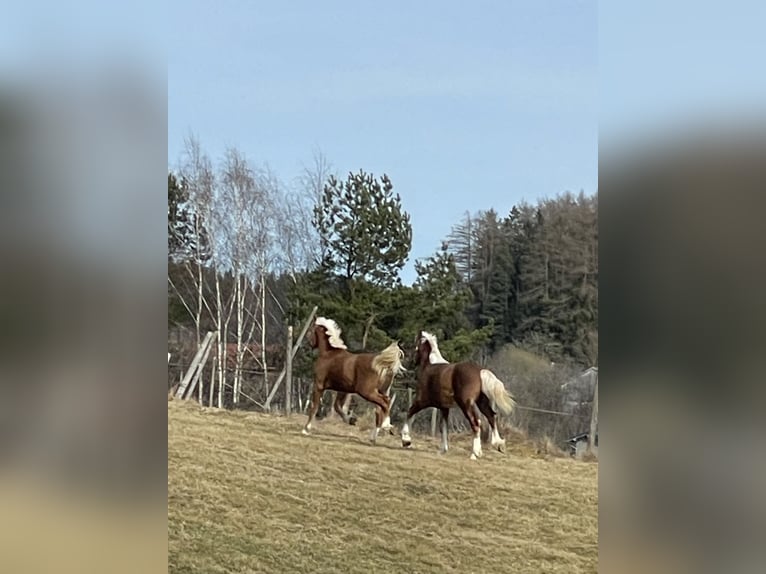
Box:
561;367;598;458
566;431;598;458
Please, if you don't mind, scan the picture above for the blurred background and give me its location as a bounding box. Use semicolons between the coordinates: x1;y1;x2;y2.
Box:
601;2;766;573
0;2;166;573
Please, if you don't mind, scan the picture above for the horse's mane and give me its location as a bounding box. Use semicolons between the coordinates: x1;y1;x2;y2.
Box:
372;342;406;379
315;317;348;349
420;331;449;364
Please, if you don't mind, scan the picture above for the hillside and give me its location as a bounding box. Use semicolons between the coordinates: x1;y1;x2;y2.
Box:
168;401;598;573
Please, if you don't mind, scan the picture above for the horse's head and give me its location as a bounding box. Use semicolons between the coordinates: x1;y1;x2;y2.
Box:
414;330;448;365
414;331;430;366
394;339;416;369
307;321;321;348
311;317;348;350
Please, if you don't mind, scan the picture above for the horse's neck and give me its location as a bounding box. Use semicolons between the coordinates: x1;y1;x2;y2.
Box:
316;337;333;356
416;361;434;381
317;337;346;357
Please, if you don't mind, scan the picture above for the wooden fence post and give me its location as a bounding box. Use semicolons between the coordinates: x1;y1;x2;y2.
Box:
589;372;598;454
209;355;217;408
264;306;318;410
185;333;216;401
176;331;216;399
285;325;293;415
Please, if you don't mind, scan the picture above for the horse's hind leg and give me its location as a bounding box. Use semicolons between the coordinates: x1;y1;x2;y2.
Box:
379;378;395;433
357;388;390;444
457;398;482;460
477;393;505;452
333;392;357;425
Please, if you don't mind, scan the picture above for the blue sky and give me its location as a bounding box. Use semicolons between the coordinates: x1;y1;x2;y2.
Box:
168;1;598;284
600;1;766;147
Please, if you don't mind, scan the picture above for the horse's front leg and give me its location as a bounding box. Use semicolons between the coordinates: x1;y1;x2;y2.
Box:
438;408;450;454
401;400;427;448
302;381;325;435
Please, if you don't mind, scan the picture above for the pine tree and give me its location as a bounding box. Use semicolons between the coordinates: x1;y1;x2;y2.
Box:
408;243;492;362
313;170;412;288
304;170;413;347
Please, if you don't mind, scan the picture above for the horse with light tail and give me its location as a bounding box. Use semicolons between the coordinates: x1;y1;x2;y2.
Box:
303;317;405;443
401;331;515;460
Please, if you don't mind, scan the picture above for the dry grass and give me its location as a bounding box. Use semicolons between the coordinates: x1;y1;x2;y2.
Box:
168;401;598;573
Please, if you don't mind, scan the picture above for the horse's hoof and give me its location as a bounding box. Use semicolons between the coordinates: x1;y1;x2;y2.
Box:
494;441;506;453
469;453;478;461
348;416;357;426
301;429;310;436
388;428;395;435
402;440;412;448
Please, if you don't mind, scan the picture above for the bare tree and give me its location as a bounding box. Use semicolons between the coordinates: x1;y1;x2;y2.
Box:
169;138;331;409
178;136;236;408
292;150;333;271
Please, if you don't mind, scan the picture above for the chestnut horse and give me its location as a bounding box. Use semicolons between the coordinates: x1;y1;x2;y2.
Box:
303;317;405;443
401;331;516;459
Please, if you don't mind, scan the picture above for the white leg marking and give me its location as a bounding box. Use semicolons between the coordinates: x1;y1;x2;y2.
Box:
440;416;449;454
471;421;482;459
342;394;354;422
491;423;506;450
381;413;392;430
370;425;379;443
401;418;413;447
302;422;311;435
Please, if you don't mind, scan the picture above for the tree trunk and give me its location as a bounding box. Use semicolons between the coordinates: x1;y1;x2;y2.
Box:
215;271;225;408
233;274;246;406
195;261;203;348
260;277;267;395
285;325;293;415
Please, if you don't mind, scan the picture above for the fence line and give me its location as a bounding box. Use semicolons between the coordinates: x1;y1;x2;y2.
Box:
169;365;590;420
514;405;589;418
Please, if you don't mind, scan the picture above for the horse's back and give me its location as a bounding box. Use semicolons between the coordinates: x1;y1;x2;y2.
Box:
318;350;377;391
449;362;483;396
419;362;482;406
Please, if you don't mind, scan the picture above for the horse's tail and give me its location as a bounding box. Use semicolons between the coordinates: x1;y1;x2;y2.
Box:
480;369;516;415
372;341;407;381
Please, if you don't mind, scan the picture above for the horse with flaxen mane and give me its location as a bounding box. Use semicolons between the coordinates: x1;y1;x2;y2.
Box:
401;331;516;460
303;317;405;443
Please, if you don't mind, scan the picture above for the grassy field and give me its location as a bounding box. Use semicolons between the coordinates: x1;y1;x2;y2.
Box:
168;401;598;573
